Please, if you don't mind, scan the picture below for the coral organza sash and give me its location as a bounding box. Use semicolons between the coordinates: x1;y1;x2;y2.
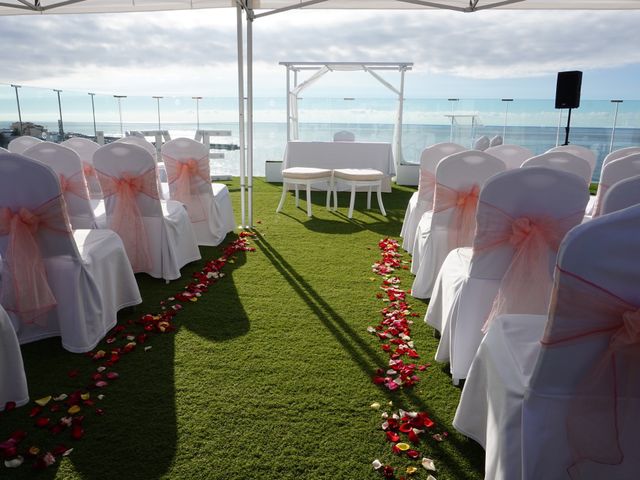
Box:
433;182;480;250
475;204;585;332
0;196;71;326
540;268;640;478
59;172;90;200
97;168;158;272
164;154;210;222
418;170;436;207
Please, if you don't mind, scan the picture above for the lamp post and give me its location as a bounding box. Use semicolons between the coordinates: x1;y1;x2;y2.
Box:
11;84;22;134
153;96;163;131
192;96;202;131
609;100;623;153
113;95;127;137
448;98;459;142
88;92;97;138
54;89;64;138
501;98;513;141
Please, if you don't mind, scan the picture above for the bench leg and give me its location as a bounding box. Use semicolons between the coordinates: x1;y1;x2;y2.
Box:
348;183;356;219
377;184;387;216
306;183;312;217
367;186;372;209
276;182;288;213
295;185;300;207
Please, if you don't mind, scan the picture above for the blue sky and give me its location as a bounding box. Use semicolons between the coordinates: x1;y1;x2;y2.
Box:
0;8;639;100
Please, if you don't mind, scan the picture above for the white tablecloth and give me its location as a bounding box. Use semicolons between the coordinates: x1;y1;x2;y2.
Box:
282;141;395;192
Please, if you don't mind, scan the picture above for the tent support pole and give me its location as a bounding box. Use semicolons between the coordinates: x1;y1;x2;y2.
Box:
236;2;246;228
396;67;406;168
286;66;290;142
247;4;254;228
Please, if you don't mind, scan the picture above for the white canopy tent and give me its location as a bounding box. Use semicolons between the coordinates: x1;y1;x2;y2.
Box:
1;0;639;228
280;61;413;166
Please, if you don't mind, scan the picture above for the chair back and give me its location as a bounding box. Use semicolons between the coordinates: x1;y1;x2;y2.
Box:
61;137;102;198
116;135;158;161
601;175;640;215
23;142;95;229
417;142;466;206
489;135;503;147
600;146;640;175
8;136;43;154
431;151;505;248
593;153;640;216
473;136;490;151
547;144;596;179
333;131;355;142
522;151;591;186
485;144;533;170
468;167;589;330
0;146;9;154
162;138;212;223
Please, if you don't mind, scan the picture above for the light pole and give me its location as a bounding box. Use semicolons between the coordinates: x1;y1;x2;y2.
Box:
113;95;127;137
609;99;623;153
448;98;459;142
153;96;163;131
54;89;64;138
11;84;22;134
88;92;97;138
501;98;513;141
192;96;202;131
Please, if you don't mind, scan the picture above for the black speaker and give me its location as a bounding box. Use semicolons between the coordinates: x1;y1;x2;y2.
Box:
555;71;582;109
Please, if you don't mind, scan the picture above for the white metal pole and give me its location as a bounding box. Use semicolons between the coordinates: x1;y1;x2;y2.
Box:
236;4;246;228
89;92;97;138
153;96;162;130
114;95;126;137
11;84;22;133
609;100;623;153
285;66;290;142
396;67;406;167
247;6;254;228
54;89;64;138
448;98;458;142
501;98;513;141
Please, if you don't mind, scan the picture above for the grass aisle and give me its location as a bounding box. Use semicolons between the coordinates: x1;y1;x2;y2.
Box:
1;179;483;479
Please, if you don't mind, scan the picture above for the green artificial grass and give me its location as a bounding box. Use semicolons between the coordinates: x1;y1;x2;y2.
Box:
1;179;483;479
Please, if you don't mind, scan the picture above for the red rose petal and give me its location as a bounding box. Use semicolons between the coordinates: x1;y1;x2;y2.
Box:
406;449;420;459
385;431;400;443
4;401;16;412
70;425;84;440
35;417;50;428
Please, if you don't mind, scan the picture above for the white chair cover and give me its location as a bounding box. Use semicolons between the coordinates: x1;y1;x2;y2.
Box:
400;143;466;251
489;135;503;147
0;303;28;410
427;167;588;383
23;142;98;229
0;147;9;154
333;130;355;142
61;137;103;199
522;151;592;186
485;144;533;170
94;142;201;281
591;153;640;217
410;151;505;299
7;136;43;154
473;136;491;151
162;137;235;246
601;174;640;215
599;146;640;178
548;144;596;180
116;136;167;197
453;204;640;480
0;153;141;352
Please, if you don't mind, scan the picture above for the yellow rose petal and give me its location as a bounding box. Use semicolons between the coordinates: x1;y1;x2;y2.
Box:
406;466;418;475
80;393;90;401
35;396;52;407
370;402;381;410
395;442;410;451
68;405;81;415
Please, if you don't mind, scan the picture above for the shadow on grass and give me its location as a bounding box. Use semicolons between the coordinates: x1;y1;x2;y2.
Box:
253;232;484;479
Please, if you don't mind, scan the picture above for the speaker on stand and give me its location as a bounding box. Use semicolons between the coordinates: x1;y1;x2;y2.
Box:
555;71;582;145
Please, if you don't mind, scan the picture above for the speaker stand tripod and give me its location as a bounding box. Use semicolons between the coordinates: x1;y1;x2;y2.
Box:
563;107;572;146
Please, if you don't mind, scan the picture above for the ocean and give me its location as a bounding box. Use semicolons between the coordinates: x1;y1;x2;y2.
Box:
2;94;639;181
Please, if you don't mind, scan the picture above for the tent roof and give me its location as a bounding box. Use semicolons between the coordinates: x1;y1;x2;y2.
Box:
0;0;638;16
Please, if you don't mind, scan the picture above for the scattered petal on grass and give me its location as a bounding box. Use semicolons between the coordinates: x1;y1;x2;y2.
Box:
370;402;381;410
407;449;420;459
427;476;437;480
372;459;383;470
4;456;24;468
395;442;410;451
382;465;394;478
67;405;81;415
421;458;436;471
406;466;418;475
53;394;68;402
35;396;52;407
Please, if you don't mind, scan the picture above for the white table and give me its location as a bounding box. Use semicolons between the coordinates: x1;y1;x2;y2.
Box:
282;141;395;192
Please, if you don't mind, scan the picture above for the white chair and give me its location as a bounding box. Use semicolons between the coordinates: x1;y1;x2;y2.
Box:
473;136;491;151
0;147;9;154
410;151;505;299
23;142;98;230
0;303;28;411
332;168;386;219
601;174;640;215
61;137;102;199
454;204;640;480
598;146;640;178
521;151;592;186
400;143;466;251
0;153;141;352
426;167;588;385
591;153;640;217
162;137;235;246
276;167;333;218
94;142;201;281
548;144;596;180
116;135;167;197
333;130;355;142
485;144;533;170
8;136;43;154
489;135;503;147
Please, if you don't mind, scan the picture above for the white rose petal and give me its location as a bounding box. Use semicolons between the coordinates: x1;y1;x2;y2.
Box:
422;458;437;471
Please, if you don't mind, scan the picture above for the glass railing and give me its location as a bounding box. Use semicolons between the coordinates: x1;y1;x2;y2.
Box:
1;83;639;181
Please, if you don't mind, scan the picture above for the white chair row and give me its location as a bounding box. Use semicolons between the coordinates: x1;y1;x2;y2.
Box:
276;167;386;219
